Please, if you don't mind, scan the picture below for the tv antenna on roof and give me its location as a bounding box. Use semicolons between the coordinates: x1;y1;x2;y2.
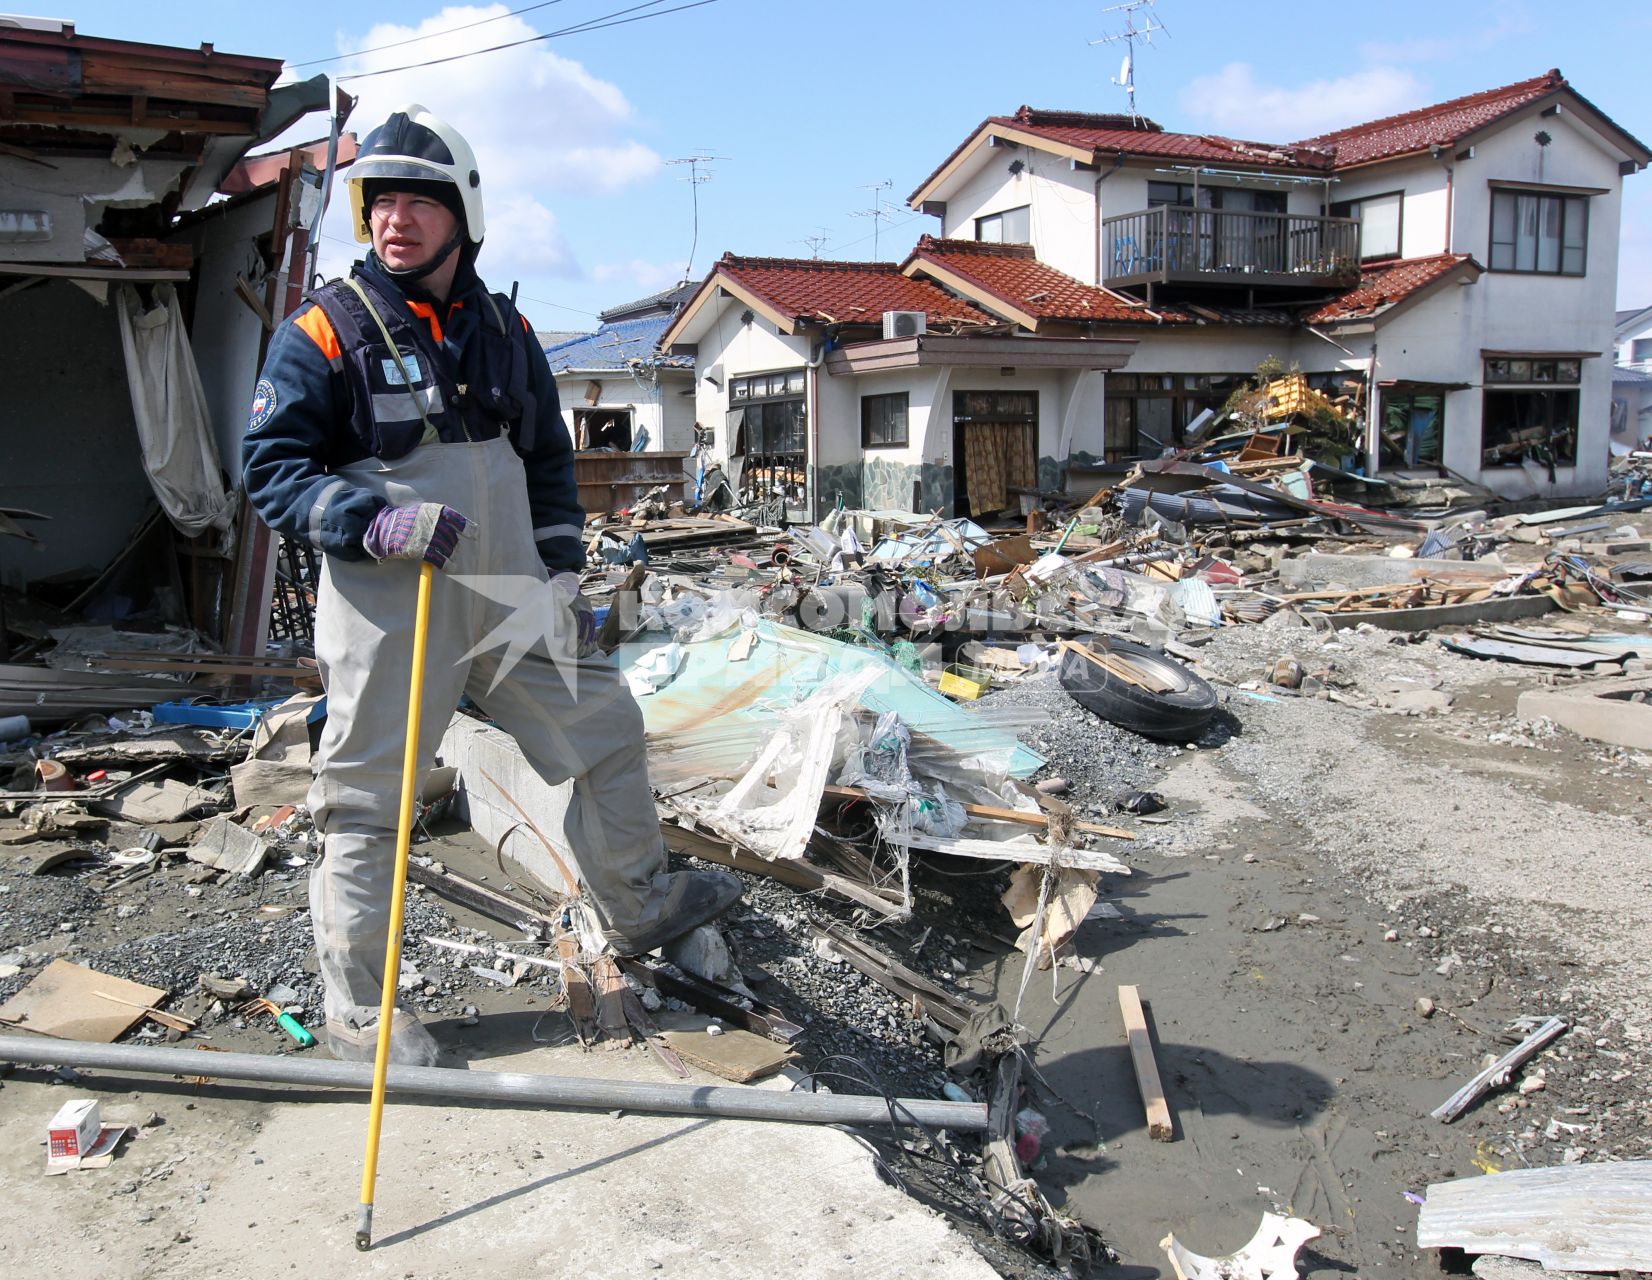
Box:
797;230;831;259
666;152;729;281
1090;0;1170;124
849;179;897;261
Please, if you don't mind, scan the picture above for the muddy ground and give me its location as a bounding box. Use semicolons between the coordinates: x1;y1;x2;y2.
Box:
2;615;1649;1279
994;621;1652;1277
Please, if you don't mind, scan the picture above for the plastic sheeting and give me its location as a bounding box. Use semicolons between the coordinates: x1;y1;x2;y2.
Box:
115;284;236;535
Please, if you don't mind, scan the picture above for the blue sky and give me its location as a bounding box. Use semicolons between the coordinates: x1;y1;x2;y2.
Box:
45;1;1652;329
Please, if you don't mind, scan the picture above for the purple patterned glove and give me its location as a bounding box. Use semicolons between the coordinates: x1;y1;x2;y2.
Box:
550;572;599;658
363;503;470;568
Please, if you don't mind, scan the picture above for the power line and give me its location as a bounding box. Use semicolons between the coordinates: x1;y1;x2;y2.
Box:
290;0;571;69
319;229;600;318
335;0;718;83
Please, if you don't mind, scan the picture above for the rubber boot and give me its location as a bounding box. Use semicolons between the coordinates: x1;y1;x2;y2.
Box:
609;869;743;956
325;1007;442;1067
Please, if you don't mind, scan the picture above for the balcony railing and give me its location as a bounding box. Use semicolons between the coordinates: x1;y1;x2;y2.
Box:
1103;206;1362;291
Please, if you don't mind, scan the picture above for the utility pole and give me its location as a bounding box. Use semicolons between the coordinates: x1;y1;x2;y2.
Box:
1089;0;1169;124
849;179;896;261
665;152;728;281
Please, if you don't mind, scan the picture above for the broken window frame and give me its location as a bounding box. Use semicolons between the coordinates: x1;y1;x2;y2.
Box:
861;391;909;448
1488;189;1588;276
1378;387;1447;471
1103;373;1249;462
1481;357;1581;468
729;370;808;508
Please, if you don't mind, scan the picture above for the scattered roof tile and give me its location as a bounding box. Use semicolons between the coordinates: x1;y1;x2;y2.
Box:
1304;253;1477;324
712;253;995;329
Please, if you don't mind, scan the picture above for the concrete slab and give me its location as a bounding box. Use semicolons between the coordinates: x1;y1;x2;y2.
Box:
1278;553;1514;591
1321;594;1555;631
1517;675;1652;749
0;1037;998;1280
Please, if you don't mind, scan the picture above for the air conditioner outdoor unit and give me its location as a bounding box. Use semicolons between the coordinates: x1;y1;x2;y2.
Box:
883;310;927;339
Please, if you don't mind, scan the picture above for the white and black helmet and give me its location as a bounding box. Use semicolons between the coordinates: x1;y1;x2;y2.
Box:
346;103;485;245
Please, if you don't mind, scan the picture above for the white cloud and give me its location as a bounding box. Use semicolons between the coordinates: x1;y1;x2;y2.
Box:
591;257;688;294
1178;64;1427;142
487;193;578;276
291;6;662;280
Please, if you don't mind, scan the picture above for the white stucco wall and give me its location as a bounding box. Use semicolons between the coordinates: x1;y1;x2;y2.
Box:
1331;156;1450;259
938;147;1097;282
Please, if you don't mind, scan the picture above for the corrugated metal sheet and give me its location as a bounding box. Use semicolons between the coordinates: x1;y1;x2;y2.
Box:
1417;1161;1652;1272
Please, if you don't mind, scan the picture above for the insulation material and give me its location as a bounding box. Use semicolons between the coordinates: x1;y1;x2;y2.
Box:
1162;1213;1321;1280
672;668;879;862
115;284;236;535
1003;864;1099;966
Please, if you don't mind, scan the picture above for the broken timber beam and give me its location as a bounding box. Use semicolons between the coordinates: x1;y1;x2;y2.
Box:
1431;1016;1568;1123
1119;984;1173;1141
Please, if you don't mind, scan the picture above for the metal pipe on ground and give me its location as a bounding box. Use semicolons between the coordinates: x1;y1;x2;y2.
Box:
0;1035;989;1131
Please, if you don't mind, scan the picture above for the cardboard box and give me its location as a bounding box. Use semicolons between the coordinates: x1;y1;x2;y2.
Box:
46;1099;100;1163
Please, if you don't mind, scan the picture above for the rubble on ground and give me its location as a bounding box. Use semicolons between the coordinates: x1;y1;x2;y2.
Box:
3;433;1651;1277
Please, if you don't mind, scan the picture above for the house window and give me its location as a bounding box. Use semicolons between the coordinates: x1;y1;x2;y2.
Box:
1329;190;1402;261
728;370;808;507
1481;357;1582;467
1103;373;1248;462
1631;337;1652;367
1489;190;1587;275
861;392;909;448
975;205;1030;244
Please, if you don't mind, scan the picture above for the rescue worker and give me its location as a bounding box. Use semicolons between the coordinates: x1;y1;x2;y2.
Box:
242;105;740;1066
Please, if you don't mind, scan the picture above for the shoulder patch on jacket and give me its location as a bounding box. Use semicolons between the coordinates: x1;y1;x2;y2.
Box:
294;305;342;361
249;378;278;430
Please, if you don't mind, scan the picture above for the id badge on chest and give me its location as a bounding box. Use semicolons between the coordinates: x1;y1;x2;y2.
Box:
381;352;424;386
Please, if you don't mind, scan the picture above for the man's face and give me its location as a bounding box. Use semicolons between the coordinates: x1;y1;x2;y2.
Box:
369;190;459;274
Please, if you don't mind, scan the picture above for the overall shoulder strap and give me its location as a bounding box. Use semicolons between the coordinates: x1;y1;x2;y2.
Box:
340;276;434;437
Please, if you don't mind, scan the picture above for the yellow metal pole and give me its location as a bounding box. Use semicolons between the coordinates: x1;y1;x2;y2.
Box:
356;560;434;1251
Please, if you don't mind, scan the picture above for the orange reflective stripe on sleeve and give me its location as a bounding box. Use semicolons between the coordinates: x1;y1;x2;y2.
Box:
293;305;342;361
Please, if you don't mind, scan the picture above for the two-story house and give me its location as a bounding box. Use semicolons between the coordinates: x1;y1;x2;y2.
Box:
663;70;1647;520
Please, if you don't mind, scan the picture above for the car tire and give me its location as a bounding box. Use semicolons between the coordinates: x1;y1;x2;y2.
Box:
1058;635;1218;741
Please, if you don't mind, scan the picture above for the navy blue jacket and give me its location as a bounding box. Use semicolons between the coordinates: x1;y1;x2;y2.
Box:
242;254;585;572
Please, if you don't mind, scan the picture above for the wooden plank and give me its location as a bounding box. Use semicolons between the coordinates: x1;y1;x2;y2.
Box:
557;937;598;1047
1118;984;1173;1141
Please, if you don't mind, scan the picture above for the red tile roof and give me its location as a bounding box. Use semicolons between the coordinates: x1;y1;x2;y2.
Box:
1304;253;1479;323
910;106;1331;202
711;253;995;329
902;237;1149;323
1295;70;1565;167
915;73;1648;205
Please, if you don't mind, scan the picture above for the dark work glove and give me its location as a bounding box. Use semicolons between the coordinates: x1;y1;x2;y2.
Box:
550;572;599;658
363;503;470;569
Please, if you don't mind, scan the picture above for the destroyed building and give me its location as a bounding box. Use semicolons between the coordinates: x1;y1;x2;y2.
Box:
0;18;344;662
661;69;1647;520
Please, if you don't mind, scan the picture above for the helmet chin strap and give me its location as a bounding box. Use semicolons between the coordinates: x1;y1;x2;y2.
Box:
377;227;465;284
